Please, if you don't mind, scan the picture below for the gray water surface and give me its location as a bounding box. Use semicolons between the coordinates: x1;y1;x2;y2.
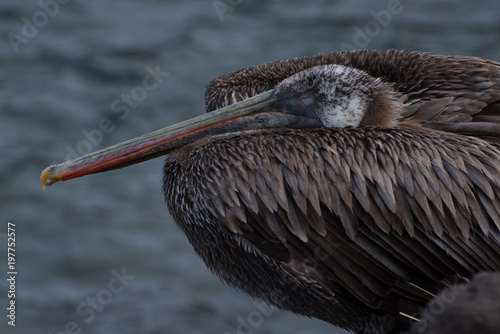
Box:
1;1;500;333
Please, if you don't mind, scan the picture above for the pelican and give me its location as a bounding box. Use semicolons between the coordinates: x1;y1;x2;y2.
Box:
41;49;500;334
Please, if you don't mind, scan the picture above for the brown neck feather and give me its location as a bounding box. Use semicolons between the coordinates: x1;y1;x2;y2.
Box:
359;85;401;128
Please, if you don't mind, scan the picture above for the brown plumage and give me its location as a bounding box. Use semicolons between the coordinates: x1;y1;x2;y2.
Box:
163;50;500;334
41;49;500;334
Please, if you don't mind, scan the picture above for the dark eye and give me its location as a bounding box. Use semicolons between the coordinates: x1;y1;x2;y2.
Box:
299;93;315;106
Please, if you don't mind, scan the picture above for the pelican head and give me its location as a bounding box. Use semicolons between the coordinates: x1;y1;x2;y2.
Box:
276;64;400;128
40;64;398;187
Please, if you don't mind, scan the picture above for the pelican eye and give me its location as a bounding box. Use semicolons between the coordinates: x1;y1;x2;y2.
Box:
299;93;316;106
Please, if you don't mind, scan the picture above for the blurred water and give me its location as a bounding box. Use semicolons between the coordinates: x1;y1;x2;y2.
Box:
1;1;499;333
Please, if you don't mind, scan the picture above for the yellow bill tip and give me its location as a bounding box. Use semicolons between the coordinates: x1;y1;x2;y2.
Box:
40;166;53;189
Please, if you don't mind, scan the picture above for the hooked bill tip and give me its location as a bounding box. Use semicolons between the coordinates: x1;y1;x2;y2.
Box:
40;166;54;189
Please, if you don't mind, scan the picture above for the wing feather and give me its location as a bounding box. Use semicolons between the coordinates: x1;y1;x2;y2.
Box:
197;127;500;317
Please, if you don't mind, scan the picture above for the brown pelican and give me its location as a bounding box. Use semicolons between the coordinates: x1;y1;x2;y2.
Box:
41;49;500;334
